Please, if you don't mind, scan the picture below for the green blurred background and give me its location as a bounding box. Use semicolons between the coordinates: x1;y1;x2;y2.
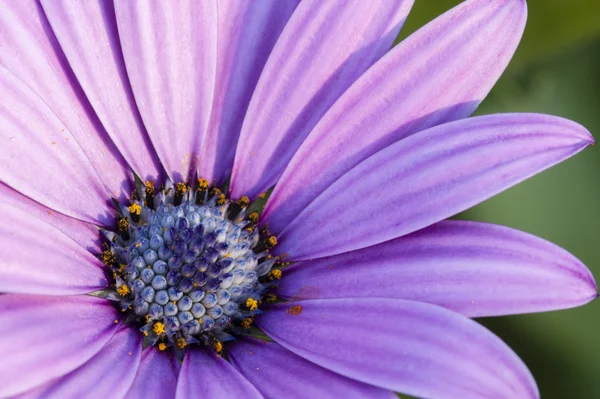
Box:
396;1;600;398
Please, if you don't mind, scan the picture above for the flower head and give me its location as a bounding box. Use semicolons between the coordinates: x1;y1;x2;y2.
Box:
0;0;596;398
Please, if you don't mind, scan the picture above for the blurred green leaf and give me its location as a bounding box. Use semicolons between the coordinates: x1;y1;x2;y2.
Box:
397;0;600;67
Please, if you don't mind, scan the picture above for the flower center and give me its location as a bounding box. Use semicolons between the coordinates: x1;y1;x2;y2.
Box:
100;178;281;352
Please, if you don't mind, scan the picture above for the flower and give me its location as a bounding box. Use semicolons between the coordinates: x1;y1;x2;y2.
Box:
0;0;596;398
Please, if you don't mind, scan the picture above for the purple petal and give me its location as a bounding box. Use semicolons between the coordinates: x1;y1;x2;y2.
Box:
0;66;114;225
230;0;414;199
0;203;108;295
198;0;299;184
263;0;528;234
40;0;163;180
0;182;100;250
0;0;132;196
114;1;217;181
17;326;142;399
126;347;180;399
229;338;396;399
0;295;120;398
176;347;262;399
278;220;597;317
258;298;538;399
277;113;593;260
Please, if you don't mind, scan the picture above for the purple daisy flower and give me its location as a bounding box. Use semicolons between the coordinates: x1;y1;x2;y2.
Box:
0;0;596;398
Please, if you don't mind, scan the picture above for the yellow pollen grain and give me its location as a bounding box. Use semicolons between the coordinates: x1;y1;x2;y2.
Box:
238;196;250;207
259;192;266;199
135;242;141;248
213;340;223;353
158;342;167;351
143;331;149;337
128;203;141;215
145;181;155;192
118;218;129;231
268;269;282;280
287;305;303;316
241;318;253;329
266;236;277;248
114;319;119;324
246;298;258;311
217;194;226;206
175;182;187;195
248;212;259;223
117;285;130;296
176;337;187;349
197;178;209;190
153;322;166;335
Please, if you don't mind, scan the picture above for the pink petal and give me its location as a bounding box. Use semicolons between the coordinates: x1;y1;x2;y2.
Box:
277;220;597;317
114;1;217;181
0;295;120;398
0;182;100;250
229;338;396;398
258;299;538;399
0;0;133;197
277;114;593;260
198;0;299;184
230;0;414;199
176;347;262;399
40;0;163;180
0;66;114;225
126;347;180;399
263;0;528;234
17;326;142;399
0;202;108;295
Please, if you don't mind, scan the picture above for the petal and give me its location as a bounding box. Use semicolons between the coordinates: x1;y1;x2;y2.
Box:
0;66;114;225
40;0;163;180
126;347;180;399
114;1;217;181
230;0;415;199
263;0;528;234
198;0;299;184
277;113;593;260
277;220;598;317
17;326;142;399
229;338;396;399
0;0;132;197
176;347;263;399
0;182;100;250
258;299;538;399
0;202;108;296
0;295;120;398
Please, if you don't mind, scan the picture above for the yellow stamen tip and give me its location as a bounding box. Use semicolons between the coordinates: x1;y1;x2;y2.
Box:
117;285;130;296
158;342;167;351
153;322;166;335
248;212;259;223
118;218;130;232
241;318;253;329
176;337;187;349
246;298;258;311
267;236;278;248
175;182;187;195
197;178;209;190
213;340;223;353
268;269;282;280
128;203;141;215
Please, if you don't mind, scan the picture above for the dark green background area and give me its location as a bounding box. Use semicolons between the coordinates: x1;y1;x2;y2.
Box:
396;1;600;398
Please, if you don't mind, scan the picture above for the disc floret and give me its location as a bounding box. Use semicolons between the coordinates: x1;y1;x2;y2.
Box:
100;178;281;350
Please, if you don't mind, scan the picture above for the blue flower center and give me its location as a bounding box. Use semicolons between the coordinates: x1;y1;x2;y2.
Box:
101;179;280;352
